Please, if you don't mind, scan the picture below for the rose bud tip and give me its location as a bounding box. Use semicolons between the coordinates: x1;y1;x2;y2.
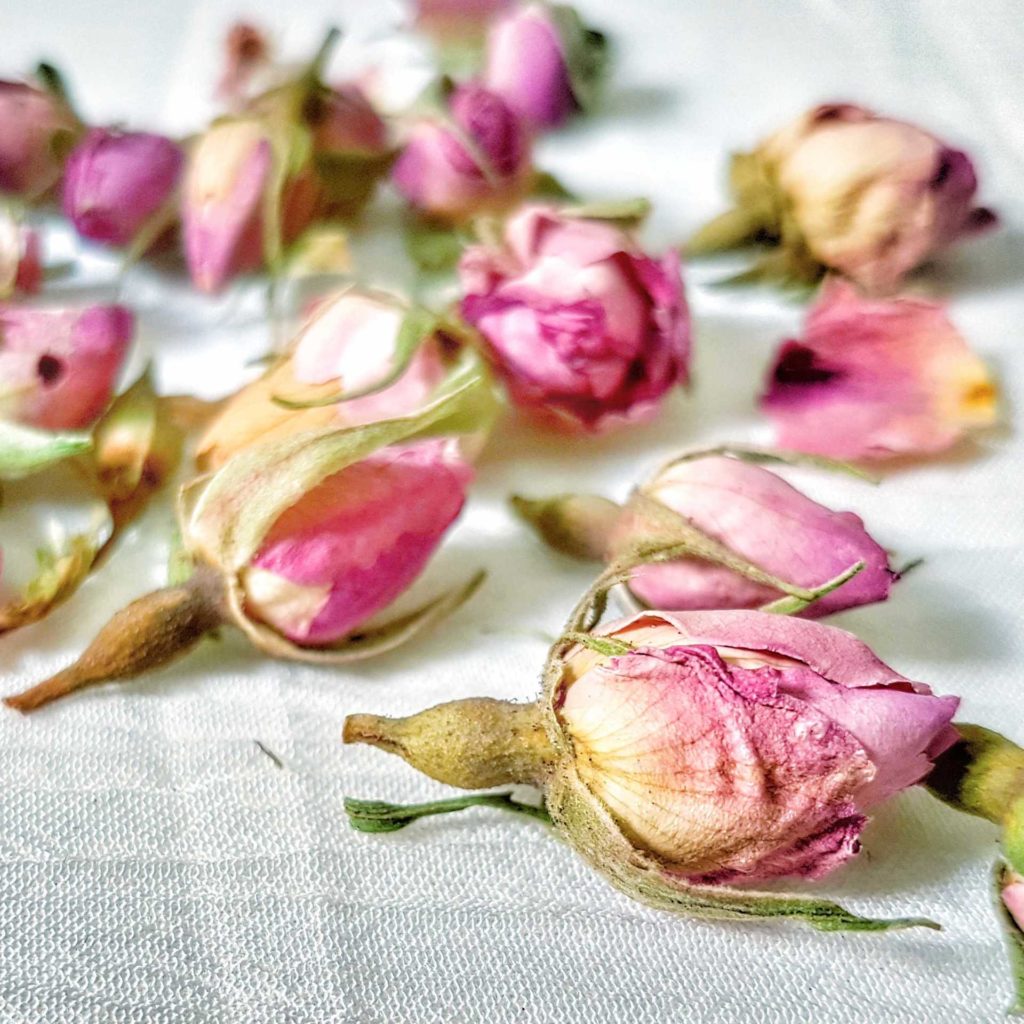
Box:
3;569;225;712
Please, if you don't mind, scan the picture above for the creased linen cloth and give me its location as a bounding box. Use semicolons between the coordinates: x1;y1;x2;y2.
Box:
2;0;1023;1021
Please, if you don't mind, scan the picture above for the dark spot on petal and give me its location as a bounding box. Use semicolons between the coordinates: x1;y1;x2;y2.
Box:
771;344;840;386
812;104;847;122
37;354;64;385
931;152;953;188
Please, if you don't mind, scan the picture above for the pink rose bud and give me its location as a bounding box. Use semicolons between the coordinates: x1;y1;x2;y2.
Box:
3;355;498;712
484;3;608;130
0;76;81;198
691;104;997;291
183;118;319;292
761;280;998;460
243;438;471;644
0;304;133;429
62;128;185;248
392;83;532;222
459;203;690;431
345;609;957;928
0;212;42;298
196;288;451;471
1005;875;1024;932
516;453;895;617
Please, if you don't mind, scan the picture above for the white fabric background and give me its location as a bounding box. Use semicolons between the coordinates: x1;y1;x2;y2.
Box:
2;1;1023;1021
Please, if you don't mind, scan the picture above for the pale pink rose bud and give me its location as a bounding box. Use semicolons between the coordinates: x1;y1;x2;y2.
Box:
459;203;689;431
554;611;959;884
183;118;319;292
691;103;996;291
392;83;532;222
196;288;451;471
414;0;514;42
3;354;498;712
0;77;81;198
345;608;957;928
1005;875;1024;932
761;280;998;461
483;3;608;130
0;304;133;429
0;212;42;298
521;453;894;617
62;128;184;248
243;438;471;644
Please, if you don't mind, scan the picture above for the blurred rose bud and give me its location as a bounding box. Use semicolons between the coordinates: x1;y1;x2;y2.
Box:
761;280;997;460
0;211;42;298
216;21;273;108
0;304;133;429
691;103;996;291
0;74;81;198
345;609;957;929
414;0;514;42
484;3;608;130
306;84;395;217
515;452;895;616
393;83;532;222
183;117;319;292
62;128;185;249
1005;874;1024;931
459;203;689;431
3;355;499;711
196;287;453;471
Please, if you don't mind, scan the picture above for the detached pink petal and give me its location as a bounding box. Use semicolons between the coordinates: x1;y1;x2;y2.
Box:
761;281;997;460
0;304;133;429
244;439;471;644
621;455;895;617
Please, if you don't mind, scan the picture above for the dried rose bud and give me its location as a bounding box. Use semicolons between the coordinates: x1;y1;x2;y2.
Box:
216;22;273;108
514;450;895;617
0;210;42;298
690;103;996;291
0;74;81;198
392;83;532;222
305;83;395;218
0;304;133;429
459;203;689;431
345;608;957;929
3;354;499;711
483;3;608;130
182;117;319;292
761;280;998;460
1007;876;1024;931
62;128;184;249
413;0;514;43
196;287;454;471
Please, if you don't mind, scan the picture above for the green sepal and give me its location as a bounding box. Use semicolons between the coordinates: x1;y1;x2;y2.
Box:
344;791;551;833
564;197;651;227
657;444;879;484
546;3;610;113
530;171;579;203
403;214;469;277
0;422;92;479
545;769;939;933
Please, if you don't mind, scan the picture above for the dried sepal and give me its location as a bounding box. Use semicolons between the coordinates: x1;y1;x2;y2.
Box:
0;421;92;479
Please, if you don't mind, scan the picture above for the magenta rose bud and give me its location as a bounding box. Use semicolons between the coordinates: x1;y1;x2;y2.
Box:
392;83;532;222
613;454;895;617
459;203;689;431
761;280;998;460
0;304;133;429
242;438;471;644
62;128;184;248
483;3;608;130
0;78;80;198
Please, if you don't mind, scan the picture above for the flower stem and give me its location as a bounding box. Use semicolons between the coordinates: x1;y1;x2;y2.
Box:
2;566;225;713
344;792;551;834
758;559;865;616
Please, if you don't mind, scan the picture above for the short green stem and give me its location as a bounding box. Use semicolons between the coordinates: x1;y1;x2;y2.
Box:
344;792;551;834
